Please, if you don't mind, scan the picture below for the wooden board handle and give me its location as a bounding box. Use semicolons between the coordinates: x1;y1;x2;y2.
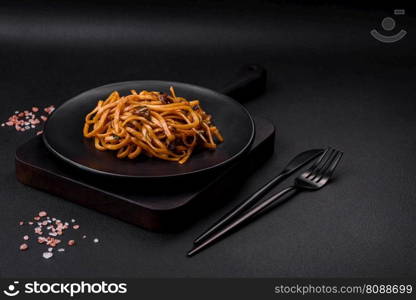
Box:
221;64;267;102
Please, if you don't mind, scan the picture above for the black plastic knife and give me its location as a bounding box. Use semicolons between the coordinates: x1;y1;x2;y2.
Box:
193;148;324;245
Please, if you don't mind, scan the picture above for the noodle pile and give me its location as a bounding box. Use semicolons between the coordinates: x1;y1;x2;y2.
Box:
83;87;223;164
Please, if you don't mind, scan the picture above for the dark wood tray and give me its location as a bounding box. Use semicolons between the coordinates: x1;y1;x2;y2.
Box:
15;117;275;232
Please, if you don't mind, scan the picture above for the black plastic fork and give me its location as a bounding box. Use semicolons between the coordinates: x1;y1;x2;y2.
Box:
187;147;343;257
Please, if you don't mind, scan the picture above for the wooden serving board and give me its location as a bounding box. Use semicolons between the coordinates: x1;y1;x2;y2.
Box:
15;117;275;232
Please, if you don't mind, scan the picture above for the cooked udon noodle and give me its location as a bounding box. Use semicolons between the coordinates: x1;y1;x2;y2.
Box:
83;87;223;164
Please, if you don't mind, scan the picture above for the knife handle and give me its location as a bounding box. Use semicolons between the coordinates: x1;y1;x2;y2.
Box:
193;171;287;245
188;186;297;257
221;64;267;102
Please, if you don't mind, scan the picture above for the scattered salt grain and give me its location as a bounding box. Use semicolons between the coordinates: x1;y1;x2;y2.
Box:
38;237;47;244
46;237;61;247
2;105;54;133
44;105;55;114
43;252;53;259
18;211;97;260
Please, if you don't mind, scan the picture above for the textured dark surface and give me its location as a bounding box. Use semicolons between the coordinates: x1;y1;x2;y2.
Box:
0;1;415;278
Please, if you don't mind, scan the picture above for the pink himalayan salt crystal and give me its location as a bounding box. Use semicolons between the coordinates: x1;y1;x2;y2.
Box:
2;105;54;133
38;236;47;244
44;105;55;114
19;243;28;251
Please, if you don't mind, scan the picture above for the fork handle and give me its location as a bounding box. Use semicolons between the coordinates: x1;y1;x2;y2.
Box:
187;186;297;257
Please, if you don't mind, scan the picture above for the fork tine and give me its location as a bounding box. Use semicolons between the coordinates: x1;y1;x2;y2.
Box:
303;147;331;177
322;151;343;179
306;147;333;178
310;149;336;179
312;150;341;182
312;148;337;177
